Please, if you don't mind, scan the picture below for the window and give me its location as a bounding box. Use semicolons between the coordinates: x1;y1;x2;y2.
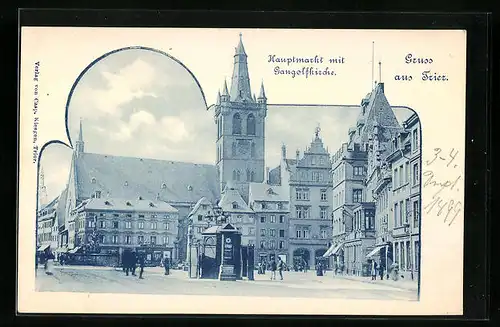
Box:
163;236;169;245
320;189;327;201
247;114;256;135
405;161;410;184
279;241;285;249
320;156;325;165
312;172;323;182
164;222;170;230
112;235;118;244
270;215;276;223
138;221;144;229
232;202;238;209
126;213;132;217
138;236;144;244
261;203;267;210
150;236;157;245
311;157;316;165
412;129;419;151
260;216;266;223
413;163;420;185
353;189;362;203
279;215;285;223
394;203;399;227
95;191;101;198
113;213;119;217
270;229;276;237
124;221;131;229
320;207;328;220
99;213;105;217
296;229;302;238
260;229;266;236
87;220;95;228
399;201;404;226
248;227;255;235
394;168;399;187
320;229;328;239
295;188;310;201
278;203;283;210
260;241;266;249
269;240;276;249
113;221;119;228
251;143;256;158
232;113;242;134
413;200;420;228
399;165;404;186
354;166;364;176
304;229;310;239
125;235;131;244
151;222;157;229
279;229;285;238
139;214;145;218
198;215;203;221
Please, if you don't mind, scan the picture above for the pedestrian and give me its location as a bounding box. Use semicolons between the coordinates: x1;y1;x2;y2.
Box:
379;262;384;280
138;254;145;279
161;256;170;275
270;260;277;280
316;262;323;276
277;258;284;280
371;260;377;280
131;252;138;276
45;250;55;275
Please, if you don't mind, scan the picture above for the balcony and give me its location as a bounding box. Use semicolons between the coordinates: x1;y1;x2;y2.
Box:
345;230;376;241
392;225;410;237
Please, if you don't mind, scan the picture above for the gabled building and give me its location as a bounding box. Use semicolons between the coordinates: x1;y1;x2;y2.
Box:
249;182;290;264
36;196;59;256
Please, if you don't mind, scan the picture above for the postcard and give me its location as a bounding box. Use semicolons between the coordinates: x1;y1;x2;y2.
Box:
18;27;466;315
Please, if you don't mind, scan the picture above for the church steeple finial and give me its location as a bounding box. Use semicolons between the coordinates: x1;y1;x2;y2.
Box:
230;33;252;102
76;117;85;155
258;80;267;103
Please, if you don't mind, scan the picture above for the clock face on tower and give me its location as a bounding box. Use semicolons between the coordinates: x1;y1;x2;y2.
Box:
237;139;251;155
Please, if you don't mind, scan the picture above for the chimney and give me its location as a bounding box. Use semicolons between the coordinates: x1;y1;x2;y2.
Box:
266;167;270;183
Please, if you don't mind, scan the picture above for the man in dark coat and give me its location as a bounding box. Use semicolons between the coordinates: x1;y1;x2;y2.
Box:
131;252;137;276
138;254;145;279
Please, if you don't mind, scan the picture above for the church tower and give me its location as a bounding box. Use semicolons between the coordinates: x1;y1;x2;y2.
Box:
75;118;85;156
214;33;267;202
38;167;48;208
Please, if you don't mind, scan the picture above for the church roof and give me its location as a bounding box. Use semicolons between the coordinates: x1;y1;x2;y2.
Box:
81;197;178;213
218;182;252;213
248;183;288;202
39;195;59;212
56;188;68;227
229;34;254;102
74;152;220;205
268;166;281;185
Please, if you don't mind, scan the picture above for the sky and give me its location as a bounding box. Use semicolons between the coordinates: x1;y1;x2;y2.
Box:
38;47;413;204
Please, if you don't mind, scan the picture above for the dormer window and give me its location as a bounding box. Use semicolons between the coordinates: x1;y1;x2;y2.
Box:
149;202;155;207
124;181;128;186
126;202;132;206
187;185;193;191
138;196;143;200
161;183;167;189
95;191;101;199
232;202;238;209
104;201;111;206
91;178;96;184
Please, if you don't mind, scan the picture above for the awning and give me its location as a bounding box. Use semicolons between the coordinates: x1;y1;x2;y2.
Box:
366;244;388;258
68;246;81;254
323;243;343;257
37;244;50;251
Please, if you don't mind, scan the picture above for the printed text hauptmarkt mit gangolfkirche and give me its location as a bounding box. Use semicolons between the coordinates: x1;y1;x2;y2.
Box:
268;55;345;78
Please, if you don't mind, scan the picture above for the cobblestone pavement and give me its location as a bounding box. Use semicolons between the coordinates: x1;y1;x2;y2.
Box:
35;266;418;301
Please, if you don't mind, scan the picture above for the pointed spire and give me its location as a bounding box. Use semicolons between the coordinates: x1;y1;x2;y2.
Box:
216;90;221;105
230;33;252;102
258;80;266;99
222;79;229;96
78;117;83;142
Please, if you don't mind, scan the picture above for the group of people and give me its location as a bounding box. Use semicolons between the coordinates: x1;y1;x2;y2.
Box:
257;258;286;280
121;250;145;279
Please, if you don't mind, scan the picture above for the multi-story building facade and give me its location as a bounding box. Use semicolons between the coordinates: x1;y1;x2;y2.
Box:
249;183;290;264
282;128;333;269
385;112;421;279
71;197;179;263
36;196;59;256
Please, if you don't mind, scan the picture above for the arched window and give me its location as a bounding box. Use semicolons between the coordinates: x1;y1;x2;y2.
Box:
236;170;241;181
233;170;237;180
251;171;255;182
232;113;242;134
232;142;237;157
247;114;256;135
246;170;250;181
251;143;256;158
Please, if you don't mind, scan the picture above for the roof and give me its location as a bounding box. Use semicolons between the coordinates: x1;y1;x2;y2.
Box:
39;196;59;212
81;197;179;213
268;166;281;185
188;197;212;217
218;182;252;213
74;152;220;205
249;183;289;202
55;188;68;227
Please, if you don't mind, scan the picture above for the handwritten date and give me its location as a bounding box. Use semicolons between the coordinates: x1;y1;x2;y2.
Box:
423;196;462;227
